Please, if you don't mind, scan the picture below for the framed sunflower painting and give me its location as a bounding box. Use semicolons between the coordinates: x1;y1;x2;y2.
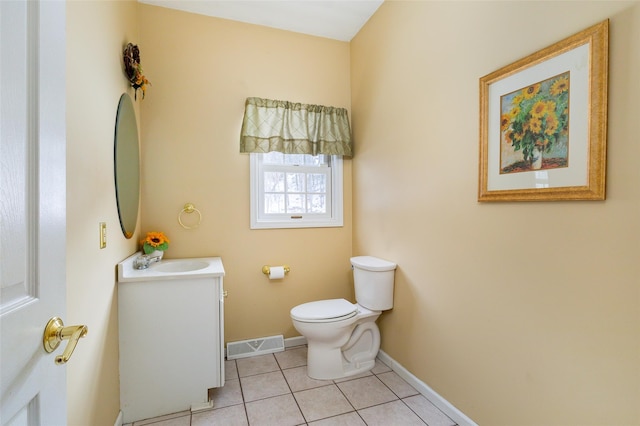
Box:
478;20;608;202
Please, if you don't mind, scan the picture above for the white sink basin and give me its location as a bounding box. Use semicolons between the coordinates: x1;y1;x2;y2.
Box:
117;252;225;282
153;260;209;273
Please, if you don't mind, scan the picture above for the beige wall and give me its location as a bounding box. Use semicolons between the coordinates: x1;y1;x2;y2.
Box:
66;1;140;425
65;4;352;424
351;1;640;425
138;5;353;343
64;1;640;425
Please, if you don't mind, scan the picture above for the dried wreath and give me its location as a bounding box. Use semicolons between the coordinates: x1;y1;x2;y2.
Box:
123;43;150;100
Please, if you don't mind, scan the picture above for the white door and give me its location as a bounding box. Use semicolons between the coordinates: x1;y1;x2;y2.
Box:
1;1;69;425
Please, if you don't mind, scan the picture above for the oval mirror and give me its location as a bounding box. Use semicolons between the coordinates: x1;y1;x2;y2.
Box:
114;93;140;239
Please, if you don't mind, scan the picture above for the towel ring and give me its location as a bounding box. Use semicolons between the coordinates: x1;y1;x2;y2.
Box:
178;203;202;229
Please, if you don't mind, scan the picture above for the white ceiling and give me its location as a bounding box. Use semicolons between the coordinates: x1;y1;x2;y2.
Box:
138;0;384;41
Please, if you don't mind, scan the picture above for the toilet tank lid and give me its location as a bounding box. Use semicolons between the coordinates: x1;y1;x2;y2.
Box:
350;256;397;272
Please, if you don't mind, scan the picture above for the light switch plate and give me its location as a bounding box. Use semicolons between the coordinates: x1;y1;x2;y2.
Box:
99;222;107;249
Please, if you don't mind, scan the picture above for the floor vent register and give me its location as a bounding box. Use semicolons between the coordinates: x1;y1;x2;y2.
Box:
226;335;285;359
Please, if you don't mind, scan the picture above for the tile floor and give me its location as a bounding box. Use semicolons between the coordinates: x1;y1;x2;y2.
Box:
126;346;457;426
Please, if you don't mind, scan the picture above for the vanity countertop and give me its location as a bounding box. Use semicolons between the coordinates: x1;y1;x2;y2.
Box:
118;252;225;282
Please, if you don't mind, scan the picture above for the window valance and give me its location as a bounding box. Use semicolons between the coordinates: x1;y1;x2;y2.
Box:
240;97;352;157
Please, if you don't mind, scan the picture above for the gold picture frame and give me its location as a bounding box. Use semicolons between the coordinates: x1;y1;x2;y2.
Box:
478;20;608;202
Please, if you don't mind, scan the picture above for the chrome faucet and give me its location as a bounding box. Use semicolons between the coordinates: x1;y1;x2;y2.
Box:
133;254;163;270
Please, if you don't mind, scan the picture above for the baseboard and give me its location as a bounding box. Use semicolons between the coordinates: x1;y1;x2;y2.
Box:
377;350;478;426
284;335;307;348
191;401;214;412
114;410;123;426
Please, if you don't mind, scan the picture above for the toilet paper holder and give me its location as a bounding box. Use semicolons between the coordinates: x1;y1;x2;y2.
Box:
262;265;291;276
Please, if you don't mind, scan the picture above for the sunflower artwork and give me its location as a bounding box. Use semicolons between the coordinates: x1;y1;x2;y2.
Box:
500;72;570;174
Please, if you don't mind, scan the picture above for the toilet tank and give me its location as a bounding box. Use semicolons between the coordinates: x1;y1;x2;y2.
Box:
350;256;397;311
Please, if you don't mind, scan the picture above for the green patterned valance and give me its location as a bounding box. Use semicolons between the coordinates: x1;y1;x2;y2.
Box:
240;97;352;157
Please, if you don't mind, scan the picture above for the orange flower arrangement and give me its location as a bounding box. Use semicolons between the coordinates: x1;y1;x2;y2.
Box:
141;231;170;254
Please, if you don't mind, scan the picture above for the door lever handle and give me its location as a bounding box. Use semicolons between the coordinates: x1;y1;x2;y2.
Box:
43;317;88;365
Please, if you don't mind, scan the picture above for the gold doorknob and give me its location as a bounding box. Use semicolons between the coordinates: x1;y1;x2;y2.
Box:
43;317;88;365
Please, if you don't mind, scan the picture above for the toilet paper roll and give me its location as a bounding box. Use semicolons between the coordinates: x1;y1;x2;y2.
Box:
269;266;285;280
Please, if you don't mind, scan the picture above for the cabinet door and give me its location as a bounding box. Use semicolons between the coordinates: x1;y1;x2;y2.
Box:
119;277;223;422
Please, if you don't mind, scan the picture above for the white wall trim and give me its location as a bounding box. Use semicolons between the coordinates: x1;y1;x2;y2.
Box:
284;335;307;348
114;410;123;426
377;350;478;426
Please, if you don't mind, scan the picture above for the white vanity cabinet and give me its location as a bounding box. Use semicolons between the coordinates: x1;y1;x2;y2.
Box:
117;254;225;423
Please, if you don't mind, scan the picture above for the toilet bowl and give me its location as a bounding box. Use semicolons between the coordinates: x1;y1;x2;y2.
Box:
290;256;396;380
291;299;381;379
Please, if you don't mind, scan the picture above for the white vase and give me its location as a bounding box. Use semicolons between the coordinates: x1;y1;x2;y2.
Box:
151;250;164;260
531;146;543;170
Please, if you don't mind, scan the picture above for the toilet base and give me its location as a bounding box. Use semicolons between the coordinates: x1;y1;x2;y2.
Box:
343;358;376;377
306;321;381;380
306;344;377;380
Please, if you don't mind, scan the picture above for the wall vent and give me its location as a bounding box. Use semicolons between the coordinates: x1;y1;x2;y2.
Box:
226;335;285;360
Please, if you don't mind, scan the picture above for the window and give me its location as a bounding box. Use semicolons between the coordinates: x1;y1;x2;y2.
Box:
250;152;343;229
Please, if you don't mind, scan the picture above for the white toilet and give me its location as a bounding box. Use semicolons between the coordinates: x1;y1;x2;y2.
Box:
290;256;397;380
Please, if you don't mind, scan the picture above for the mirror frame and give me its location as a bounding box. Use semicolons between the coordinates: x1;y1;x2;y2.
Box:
114;93;140;239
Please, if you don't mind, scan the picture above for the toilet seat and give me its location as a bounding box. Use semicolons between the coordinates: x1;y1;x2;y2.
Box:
290;298;357;323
